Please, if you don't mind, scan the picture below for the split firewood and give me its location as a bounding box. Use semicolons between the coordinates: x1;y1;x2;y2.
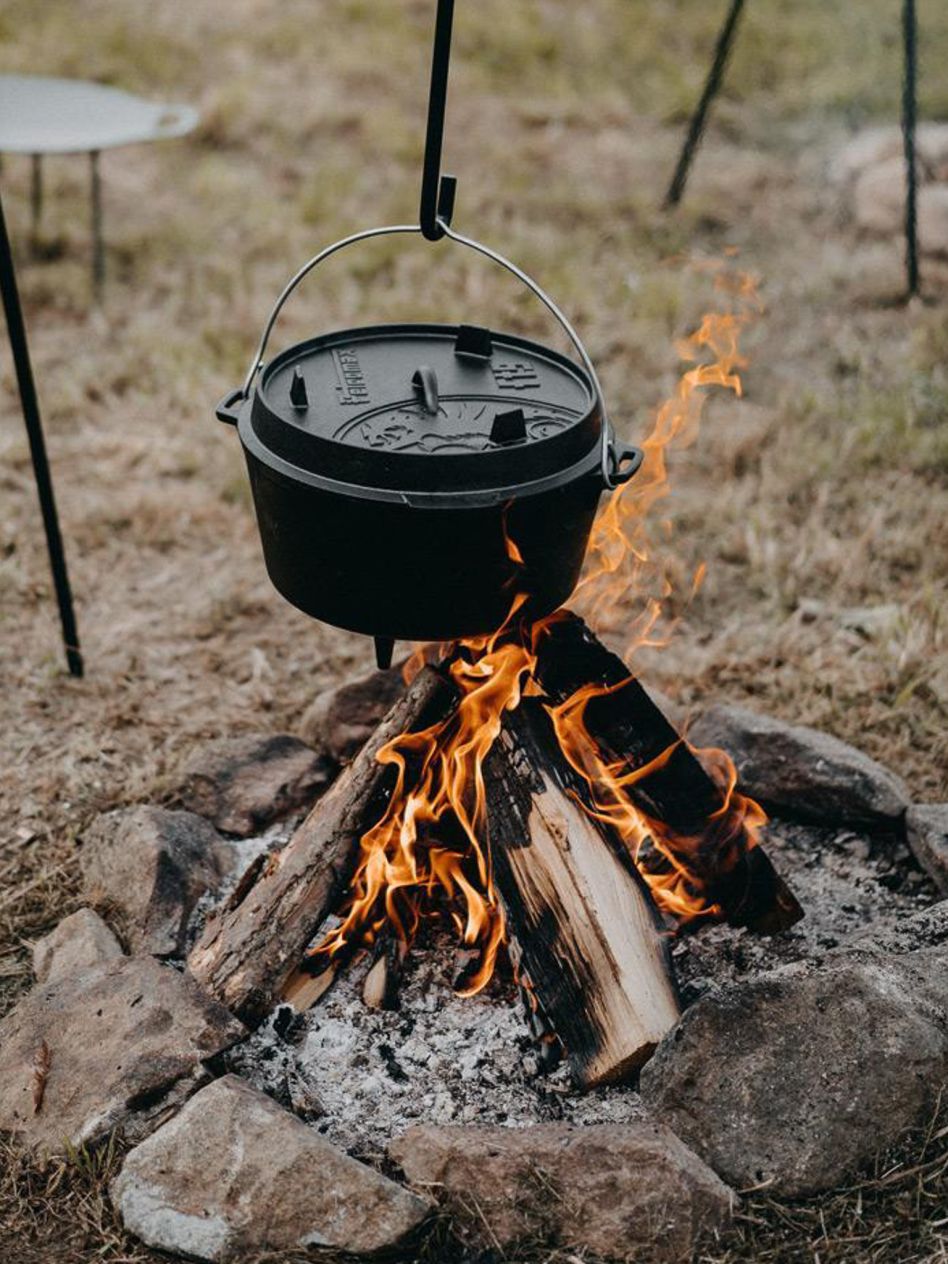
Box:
485;698;681;1088
534;612;803;933
362;934;404;1010
187;666;456;1025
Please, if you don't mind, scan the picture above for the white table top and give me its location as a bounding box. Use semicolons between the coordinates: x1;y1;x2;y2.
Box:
0;74;198;155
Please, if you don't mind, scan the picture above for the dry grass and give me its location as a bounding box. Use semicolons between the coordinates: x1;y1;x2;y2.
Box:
1;0;947;1260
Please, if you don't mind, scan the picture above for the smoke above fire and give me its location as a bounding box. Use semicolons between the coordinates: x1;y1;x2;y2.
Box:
310;260;763;992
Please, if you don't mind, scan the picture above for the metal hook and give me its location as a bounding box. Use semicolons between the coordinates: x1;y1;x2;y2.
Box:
419;0;457;241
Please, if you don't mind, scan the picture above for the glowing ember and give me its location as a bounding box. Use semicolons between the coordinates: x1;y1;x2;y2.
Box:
308;262;764;991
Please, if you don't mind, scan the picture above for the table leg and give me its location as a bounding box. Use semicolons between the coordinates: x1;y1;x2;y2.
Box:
30;154;42;254
90;149;104;299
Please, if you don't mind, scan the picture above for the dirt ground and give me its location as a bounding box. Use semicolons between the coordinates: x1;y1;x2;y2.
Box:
1;1;947;1261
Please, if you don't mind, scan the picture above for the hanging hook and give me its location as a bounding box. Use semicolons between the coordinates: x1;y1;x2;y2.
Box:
419;0;457;241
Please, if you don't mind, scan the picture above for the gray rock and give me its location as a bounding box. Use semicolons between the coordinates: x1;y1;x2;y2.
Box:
81;805;226;957
112;1075;429;1261
173;733;331;836
32;908;123;985
0;956;244;1155
835;123;948;184
640;948;948;1197
389;1121;733;1262
688;704;908;827
906;804;948;896
300;667;405;765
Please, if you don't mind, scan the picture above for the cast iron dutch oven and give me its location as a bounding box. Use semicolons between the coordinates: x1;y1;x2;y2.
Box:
216;223;642;662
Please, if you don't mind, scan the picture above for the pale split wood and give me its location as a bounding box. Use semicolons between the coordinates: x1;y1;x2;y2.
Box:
186;666;455;1025
486;701;680;1088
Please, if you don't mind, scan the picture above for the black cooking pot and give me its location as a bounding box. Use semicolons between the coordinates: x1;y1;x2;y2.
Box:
216;225;641;665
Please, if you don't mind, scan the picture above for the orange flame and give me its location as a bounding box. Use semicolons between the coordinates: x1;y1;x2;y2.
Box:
309;261;764;991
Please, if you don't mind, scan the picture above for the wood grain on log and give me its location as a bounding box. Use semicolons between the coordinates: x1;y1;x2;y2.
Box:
534;613;803;934
187;667;455;1025
486;699;680;1087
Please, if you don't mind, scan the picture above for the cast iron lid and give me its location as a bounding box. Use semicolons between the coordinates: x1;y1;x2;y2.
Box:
249;322;602;496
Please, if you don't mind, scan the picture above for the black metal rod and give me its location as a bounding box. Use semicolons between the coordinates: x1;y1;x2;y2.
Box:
419;0;455;241
902;0;920;297
0;188;83;677
664;0;745;208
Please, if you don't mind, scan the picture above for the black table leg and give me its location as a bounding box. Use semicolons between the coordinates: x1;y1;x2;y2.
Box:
90;149;104;300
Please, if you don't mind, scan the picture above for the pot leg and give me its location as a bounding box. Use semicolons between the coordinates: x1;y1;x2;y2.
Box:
374;636;395;670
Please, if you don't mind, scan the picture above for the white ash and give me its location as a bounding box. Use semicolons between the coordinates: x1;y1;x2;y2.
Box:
673;817;939;1000
223;928;646;1162
184;817;296;954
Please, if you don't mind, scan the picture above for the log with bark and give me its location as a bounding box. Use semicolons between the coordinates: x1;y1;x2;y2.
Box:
534;612;803;933
187;666;455;1025
486;698;681;1087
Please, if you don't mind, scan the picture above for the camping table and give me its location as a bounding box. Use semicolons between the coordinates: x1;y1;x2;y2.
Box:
0;74;198;296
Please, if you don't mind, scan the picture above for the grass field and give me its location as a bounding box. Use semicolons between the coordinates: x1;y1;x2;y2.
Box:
1;1;947;1260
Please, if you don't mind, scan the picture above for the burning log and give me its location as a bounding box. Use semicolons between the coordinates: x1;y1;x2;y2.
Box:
187;666;455;1025
534;612;803;933
485;698;680;1087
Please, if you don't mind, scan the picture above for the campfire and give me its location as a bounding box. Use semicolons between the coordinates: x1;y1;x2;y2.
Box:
190;272;802;1087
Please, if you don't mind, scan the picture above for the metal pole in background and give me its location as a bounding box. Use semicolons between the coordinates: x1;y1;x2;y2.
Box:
902;0;920;297
664;0;746;208
0;187;83;677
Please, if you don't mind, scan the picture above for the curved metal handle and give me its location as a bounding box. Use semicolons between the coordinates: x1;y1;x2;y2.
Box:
238;220;624;488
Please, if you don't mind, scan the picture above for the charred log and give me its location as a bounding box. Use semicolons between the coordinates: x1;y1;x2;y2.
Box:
533;612;802;933
187;666;456;1025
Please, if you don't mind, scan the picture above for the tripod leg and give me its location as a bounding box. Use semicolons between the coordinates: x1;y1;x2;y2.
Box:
664;0;746;209
0;189;83;677
902;0;920;297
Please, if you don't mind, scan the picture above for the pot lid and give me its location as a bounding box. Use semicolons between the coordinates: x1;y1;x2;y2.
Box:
249;323;602;494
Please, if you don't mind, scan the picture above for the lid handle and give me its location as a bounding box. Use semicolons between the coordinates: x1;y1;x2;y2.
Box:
411;365;440;415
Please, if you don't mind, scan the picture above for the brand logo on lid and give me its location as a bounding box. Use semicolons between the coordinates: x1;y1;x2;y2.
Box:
332;348;370;405
490;361;541;391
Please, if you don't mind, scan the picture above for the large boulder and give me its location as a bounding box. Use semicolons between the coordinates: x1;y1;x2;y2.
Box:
389;1121;733;1262
80;805;226;957
300;666;406;765
112;1075;429;1261
32;907;123;985
172;733;331;836
640;947;948;1197
906;804;948;896
688;704;908;827
0;956;244;1155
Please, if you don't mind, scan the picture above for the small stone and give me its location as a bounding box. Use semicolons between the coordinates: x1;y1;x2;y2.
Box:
112;1075;429;1261
389;1121;733;1262
300;667;406;765
918;186;948;259
640;947;948;1197
173;733;331;836
906;804;948;896
688;704;908;827
853;156;906;237
32;908;123;985
835;123;948;184
81;806;227;957
0;956;244;1155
